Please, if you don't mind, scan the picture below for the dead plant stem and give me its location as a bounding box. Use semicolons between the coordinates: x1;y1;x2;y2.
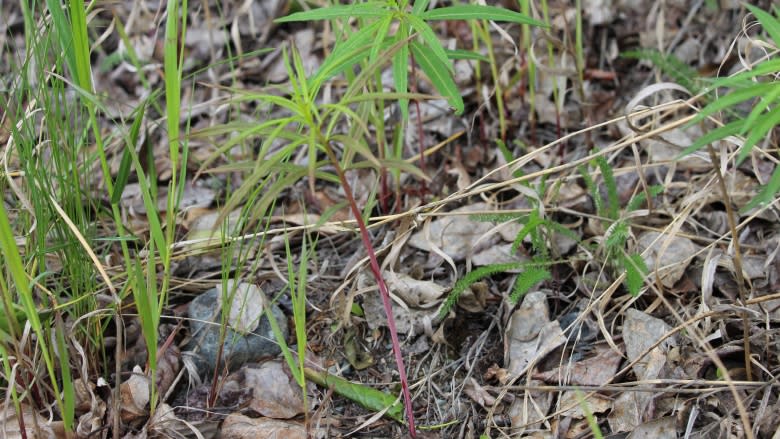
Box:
706;144;752;381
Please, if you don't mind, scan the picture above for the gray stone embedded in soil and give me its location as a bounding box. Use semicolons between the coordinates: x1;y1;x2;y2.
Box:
186;285;288;372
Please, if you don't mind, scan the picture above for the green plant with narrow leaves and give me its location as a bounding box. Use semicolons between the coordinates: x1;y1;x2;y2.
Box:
621;48;705;97
681;4;780;211
276;0;543;117
439;175;584;317
579;155;659;296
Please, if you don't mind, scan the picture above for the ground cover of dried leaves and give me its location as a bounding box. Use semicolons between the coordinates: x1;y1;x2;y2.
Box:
2;0;780;438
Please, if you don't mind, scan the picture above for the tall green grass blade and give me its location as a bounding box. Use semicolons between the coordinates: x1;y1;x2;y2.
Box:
67;0;92;90
701;59;780;91
45;0;77;81
0;192;65;427
112;104;146;204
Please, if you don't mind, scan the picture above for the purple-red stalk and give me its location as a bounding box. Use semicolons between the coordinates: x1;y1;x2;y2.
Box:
322;143;417;437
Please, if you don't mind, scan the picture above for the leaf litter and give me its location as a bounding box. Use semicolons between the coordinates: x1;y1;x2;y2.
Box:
3;0;780;438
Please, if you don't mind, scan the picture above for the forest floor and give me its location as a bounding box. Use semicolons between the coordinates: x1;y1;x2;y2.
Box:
2;1;780;438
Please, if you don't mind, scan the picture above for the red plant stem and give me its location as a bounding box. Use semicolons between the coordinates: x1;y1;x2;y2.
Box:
322;143;417;437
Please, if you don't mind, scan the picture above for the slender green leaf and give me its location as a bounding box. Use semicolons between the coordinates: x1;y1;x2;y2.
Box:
410;41;463;114
68;0;92;91
349;157;428;181
331;134;381;169
45;0;77;84
701;59;780;91
739;82;780;137
406;14;451;70
304;367;404;422
623;253;648;296
445;48;489;62
411;0;431;16
393;32;410;121
746;4;780;47
275;3;389;22
694;83;775;123
743;165;780;212
422;5;545;27
112;104;147;204
680;119;743;157
311;21;383;86
738;104;780;163
370;15;394;62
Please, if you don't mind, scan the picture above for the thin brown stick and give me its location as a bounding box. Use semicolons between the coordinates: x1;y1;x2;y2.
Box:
706;144;752;381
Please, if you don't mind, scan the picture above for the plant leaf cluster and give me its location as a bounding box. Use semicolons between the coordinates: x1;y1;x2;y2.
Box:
580;156;658;296
680;4;780;211
276;0;543;117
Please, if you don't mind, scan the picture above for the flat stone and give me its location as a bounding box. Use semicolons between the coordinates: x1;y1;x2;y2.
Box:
186;282;288;372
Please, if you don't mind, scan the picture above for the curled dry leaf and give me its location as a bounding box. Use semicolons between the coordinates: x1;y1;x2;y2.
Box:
609;308;677;432
0;403;55;439
532;346;622;386
147;404;201;439
244;361;311;419
217;280;266;334
407;203;500;262
558;390;612;418
505;292;565;379
638;231;698;288
72;378;96;414
156;343;181;398
75;398;106;438
120;366;150;424
358;271;443;335
382;270;447;308
218;414;307;439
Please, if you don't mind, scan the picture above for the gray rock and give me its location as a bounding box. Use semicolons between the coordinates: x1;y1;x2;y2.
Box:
186;282;288;372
